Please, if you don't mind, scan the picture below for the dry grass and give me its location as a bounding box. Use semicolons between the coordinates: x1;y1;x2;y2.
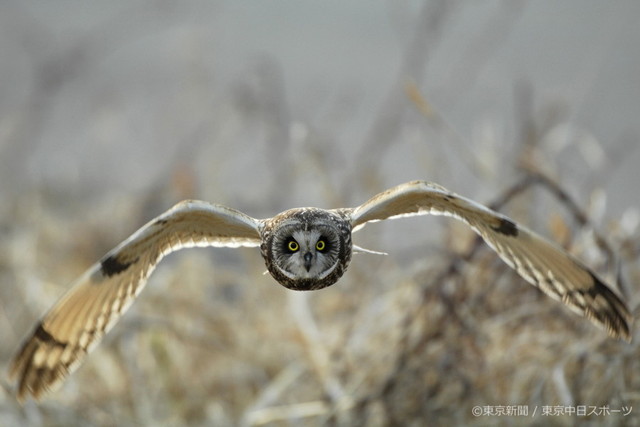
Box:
1;162;638;426
1;3;639;426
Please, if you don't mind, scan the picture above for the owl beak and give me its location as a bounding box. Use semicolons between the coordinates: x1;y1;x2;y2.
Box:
303;252;313;272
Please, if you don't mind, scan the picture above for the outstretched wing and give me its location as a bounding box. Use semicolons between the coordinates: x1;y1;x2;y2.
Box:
9;200;262;402
349;180;632;341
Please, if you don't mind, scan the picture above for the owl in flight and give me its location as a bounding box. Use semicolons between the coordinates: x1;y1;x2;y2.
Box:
9;180;632;402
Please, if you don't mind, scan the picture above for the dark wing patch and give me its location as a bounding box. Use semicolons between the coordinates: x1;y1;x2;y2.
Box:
100;255;137;277
10;322;71;400
492;218;519;237
33;323;67;347
582;272;631;340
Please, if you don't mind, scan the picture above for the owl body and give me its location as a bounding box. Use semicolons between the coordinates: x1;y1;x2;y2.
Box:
260;207;353;290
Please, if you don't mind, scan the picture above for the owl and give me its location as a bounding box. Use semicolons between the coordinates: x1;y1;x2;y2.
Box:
9;180;632;402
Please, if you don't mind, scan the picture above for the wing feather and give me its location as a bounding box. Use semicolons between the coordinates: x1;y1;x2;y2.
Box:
9;200;262;402
350;180;632;341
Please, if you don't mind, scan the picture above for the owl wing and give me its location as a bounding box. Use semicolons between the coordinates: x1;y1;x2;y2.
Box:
9;200;262;402
348;180;632;341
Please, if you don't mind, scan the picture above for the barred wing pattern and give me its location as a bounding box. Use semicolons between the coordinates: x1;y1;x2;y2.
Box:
9;201;262;402
349;181;632;341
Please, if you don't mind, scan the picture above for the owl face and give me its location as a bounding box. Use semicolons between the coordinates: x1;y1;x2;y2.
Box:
261;208;352;290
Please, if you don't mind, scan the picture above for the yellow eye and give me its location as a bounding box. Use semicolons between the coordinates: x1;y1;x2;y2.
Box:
316;240;326;251
288;240;299;252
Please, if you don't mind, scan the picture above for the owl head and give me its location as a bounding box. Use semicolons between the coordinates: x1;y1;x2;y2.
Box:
261;208;352;290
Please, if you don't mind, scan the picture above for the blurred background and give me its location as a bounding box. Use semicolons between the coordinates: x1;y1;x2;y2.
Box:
1;1;639;425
